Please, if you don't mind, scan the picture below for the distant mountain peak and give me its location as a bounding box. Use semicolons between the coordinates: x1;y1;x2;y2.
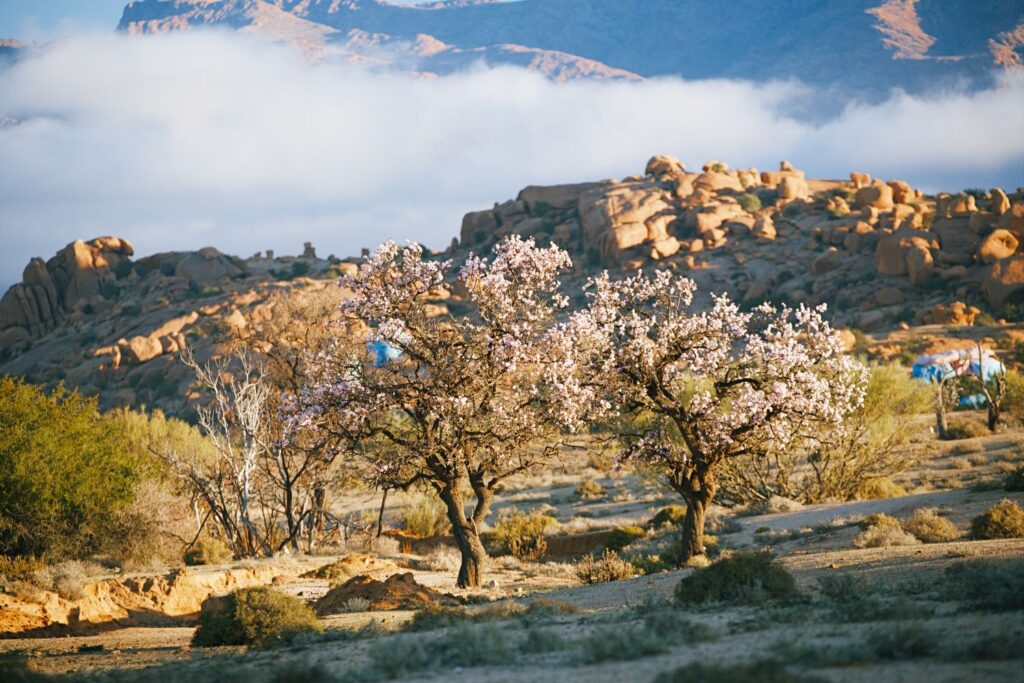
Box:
116;0;1023;93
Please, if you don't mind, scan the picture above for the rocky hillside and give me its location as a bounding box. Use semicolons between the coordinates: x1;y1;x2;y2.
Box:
116;0;1023;93
2;155;1022;416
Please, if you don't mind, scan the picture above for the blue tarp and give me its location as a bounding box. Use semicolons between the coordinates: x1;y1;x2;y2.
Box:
911;347;1005;408
369;340;403;367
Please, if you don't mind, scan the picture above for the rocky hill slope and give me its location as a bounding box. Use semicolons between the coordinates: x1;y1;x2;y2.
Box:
1;155;1022;416
116;0;1023;93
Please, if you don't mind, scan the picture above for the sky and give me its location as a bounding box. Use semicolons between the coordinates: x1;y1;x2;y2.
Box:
0;6;1022;288
0;0;127;40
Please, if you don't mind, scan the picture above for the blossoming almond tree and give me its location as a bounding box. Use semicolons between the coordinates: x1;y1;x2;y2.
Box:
574;270;866;563
288;237;600;587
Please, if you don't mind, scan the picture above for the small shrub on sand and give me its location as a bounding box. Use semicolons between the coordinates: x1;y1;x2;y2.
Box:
603;525;647;552
902;508;959;543
648;505;688;529
1004;465;1024;491
943;559;1024;611
675;552;797;605
852;525;919;549
401;496;449;538
184;537;233;566
192;586;321;648
941;421;989;440
31;560;104;600
492;508;556;561
574;549;638;584
575;479;606;500
423;546;461;572
857;512;901;532
855;477;907;500
970;499;1024;539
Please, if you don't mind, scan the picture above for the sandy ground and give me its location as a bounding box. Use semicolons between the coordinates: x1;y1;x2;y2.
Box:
2;422;1023;682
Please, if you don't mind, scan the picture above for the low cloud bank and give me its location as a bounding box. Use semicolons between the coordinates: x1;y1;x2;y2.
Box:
0;31;1022;285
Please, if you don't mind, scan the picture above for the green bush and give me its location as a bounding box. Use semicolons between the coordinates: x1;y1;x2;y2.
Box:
675;552;797;605
401;496;449;538
184;537;233;566
574;549;638;584
0;378;143;560
865;623;936;659
1004;465;1024;491
604;525;646;552
192;586;321;648
735;192;762;213
902;508;958;543
368;623;513;678
970;499;1024;539
491;507;556;561
581;609;715;663
649;505;688;529
574;479;606;500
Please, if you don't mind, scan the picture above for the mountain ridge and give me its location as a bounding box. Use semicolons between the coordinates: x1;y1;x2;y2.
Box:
116;0;1024;93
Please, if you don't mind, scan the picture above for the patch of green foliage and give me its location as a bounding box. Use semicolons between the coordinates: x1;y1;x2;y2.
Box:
192;586;321;648
400;495;449;538
491;507;556;561
675;552;797;605
735;192;762;213
648;505;688;529
405;599;578;632
580;608;716;663
943;559;1024;611
0;378;143;560
603;525;646;552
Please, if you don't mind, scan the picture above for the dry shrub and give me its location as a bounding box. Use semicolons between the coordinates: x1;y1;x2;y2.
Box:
423;546;462;573
184;537;233;566
31;560;104;600
674;551;797;605
574;479;606;500
491;508;556;561
855;477;907;500
971;499;1024;539
401;496;449;538
949;457;971;470
192;586;321;648
942;421;989;440
0;556;43;582
574;549;637;584
852;525;920;548
857;512;901;531
902;508;958;543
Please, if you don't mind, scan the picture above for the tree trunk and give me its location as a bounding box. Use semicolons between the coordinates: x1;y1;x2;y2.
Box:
438;481;488;588
669;465;716;566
